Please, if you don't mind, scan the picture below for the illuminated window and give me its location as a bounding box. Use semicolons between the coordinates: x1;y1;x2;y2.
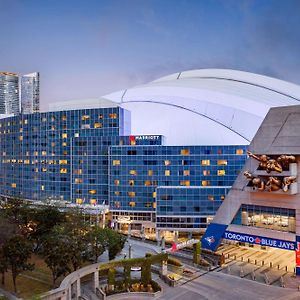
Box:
75;178;83;183
164;160;171;166
81;115;90;121
153;192;156;198
165;170;171;176
218;170;226;176
94;122;102;128
76;198;83;205
42;168;47;172
90;199;97;205
42;117;47;122
74;133;79;138
130;139;136;145
62;115;67;121
181;149;190;155
19;135;23;141
41;185;45;191
89;190;97;194
201;160;210;166
74;169;82;174
24;160;30;164
148;170;153;176
109;113;118;119
180;180;190;186
42;151;47;156
129;170;137;175
11;183;16;188
59;160;68;165
114;180;120;186
128;192;136;198
113;160;120;166
153;202;156;208
144;180;151;186
217;160;227;166
24;119;28;124
81;124;90;129
62;133;67;139
62;142;67;147
114;201;120;208
202;180;210;186
183;170;190;176
114;191;120;196
60;168;67;174
129;180;134;186
99;114;103;119
208;195;214;201
221;195;225;201
129;201;136;207
203;170;210;176
236;149;244;155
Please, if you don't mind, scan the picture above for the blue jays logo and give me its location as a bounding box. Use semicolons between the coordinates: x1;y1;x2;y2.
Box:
205;236;215;245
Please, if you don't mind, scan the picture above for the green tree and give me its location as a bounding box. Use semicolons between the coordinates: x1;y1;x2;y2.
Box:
3;235;34;292
86;227;106;262
104;229;126;260
41;232;72;287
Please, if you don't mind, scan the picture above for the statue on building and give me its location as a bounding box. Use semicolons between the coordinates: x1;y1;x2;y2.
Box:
247;151;282;173
282;176;297;192
265;177;282;192
243;171;265;190
277;155;296;170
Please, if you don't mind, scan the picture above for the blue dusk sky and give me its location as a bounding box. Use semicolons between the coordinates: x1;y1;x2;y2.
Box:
0;0;300;110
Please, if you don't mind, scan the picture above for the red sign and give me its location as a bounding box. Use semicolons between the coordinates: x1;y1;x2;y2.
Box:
129;136;135;142
171;243;177;252
296;242;300;266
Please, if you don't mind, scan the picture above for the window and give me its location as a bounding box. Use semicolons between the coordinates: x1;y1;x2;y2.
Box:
74;169;82;174
217;160;227;166
202;180;210;186
60;168;67;174
114;191;120;196
113;160;120;166
183;170;190;176
109;113;118;119
41;185;45;191
144;180;151;186
128;150;137;155
59;160;68;165
62;115;67;121
62;133;67;139
236;149;244;155
221;195;225;201
114;201;120;208
99;114;103;119
153;202;156;209
165;170;171;176
201;160;210;166
208;195;214;201
94;122;102;128
164;160;171;166
203;170;211;176
129;201;136;207
129;170;137;175
153;192;156;198
89;190;96;194
76;198;83;205
181;149;190;155
75;178;83;184
128;192;136;198
148;170;153;176
11;183;16;188
217;170;226;176
180;180;190;186
128;180;134;186
114;180;120;186
74;133;79;138
217;149;223;154
90;199;97;205
81;115;90;121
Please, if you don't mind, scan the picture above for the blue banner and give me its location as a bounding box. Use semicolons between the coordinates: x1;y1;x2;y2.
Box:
201;223;228;251
223;231;295;251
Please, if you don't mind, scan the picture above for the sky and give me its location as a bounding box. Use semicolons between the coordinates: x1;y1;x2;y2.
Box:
0;0;300;110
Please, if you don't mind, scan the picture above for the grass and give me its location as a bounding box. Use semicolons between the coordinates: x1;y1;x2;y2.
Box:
1;254;55;299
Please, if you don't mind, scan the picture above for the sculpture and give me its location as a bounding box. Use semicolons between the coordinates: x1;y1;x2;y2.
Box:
265;177;281;192
243;171;265;191
247;151;283;173
247;151;269;170
282;176;297;192
277;155;296;170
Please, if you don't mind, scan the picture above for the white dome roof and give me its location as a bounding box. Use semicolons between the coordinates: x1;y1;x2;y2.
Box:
104;69;300;146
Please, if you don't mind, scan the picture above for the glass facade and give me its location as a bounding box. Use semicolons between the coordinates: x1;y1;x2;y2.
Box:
0;72;19;115
109;145;247;229
21;72;40;114
232;204;296;233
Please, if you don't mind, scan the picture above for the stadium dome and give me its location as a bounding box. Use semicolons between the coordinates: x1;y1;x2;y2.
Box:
104;69;300;145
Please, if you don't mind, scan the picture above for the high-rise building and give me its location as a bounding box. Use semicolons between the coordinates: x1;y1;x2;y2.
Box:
21;72;40;114
0;72;19;115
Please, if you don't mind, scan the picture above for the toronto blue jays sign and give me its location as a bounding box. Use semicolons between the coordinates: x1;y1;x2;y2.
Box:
223;231;295;250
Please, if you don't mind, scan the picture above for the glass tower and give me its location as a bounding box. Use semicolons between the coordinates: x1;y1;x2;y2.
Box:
21;72;40;114
0;72;19;115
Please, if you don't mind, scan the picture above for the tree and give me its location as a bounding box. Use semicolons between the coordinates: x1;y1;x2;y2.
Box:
85;227;106;263
3;235;34;292
41;232;72;287
104;229;126;260
0;247;7;285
